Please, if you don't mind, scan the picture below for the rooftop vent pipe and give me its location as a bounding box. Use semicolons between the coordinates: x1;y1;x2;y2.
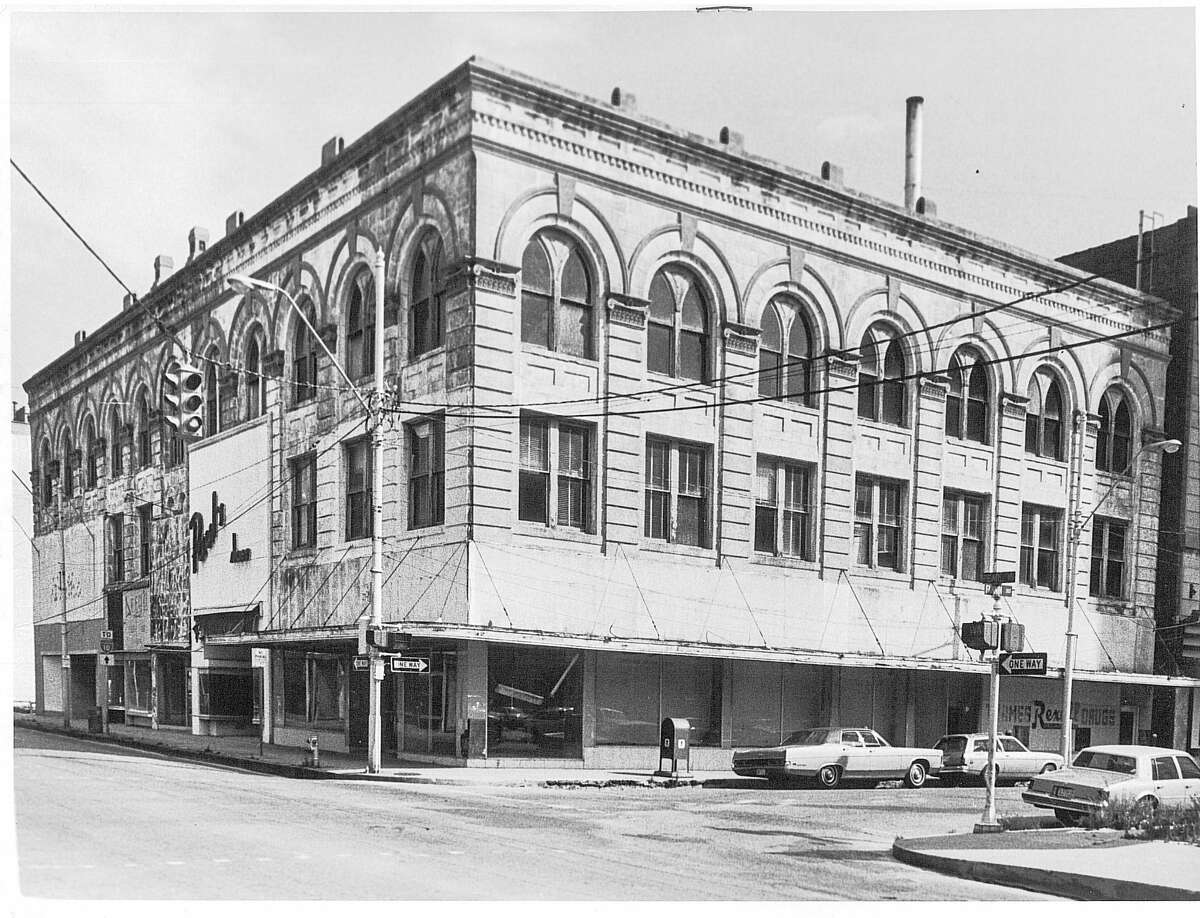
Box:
904;96;924;212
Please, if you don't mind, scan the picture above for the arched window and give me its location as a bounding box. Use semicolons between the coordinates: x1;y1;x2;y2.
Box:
1025;368;1065;461
410;234;446;357
244;330;265;421
945;349;990;443
62;432;75;499
109;410;124;476
84;418;98;488
646;265;710;382
520;233;594;359
858;324;907;426
137;390;152;468
758;297;815;405
204;348;220;437
345;269;375;380
40;440;54;506
1097;389;1132;473
292;298;318;405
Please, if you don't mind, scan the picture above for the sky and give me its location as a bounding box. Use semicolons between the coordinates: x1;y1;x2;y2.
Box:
7;5;1198;397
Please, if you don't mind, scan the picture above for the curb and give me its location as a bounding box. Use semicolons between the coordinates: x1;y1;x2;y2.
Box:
17;718;331;782
892;835;1200;901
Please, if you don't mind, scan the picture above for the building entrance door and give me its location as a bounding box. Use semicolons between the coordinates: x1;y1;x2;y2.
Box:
349;669;397;751
401;650;458;757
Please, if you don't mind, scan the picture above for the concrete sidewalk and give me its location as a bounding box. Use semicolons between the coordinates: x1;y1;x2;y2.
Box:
893;828;1200;900
14;714;730;787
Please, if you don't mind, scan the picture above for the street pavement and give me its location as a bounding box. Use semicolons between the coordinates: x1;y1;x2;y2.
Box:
14;726;1050;900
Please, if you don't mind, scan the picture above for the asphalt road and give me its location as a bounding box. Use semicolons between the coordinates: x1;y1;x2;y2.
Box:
14;727;1052;900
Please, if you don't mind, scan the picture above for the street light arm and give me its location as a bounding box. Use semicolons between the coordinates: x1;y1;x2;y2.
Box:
225;275;372;416
1072;438;1181;536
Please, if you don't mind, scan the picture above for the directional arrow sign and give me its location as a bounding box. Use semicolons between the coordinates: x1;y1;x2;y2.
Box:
352;656;371;671
389;656;430;675
998;652;1048;676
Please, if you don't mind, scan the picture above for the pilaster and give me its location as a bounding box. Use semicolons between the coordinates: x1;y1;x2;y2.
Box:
604;293;648;547
821;353;858;573
719;322;759;561
994;393;1028;572
913;375;949;582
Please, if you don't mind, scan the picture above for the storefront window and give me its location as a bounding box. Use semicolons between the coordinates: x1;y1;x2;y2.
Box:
311;656;345;727
198;669;253;720
488;644;582;758
782;664;833;737
661;656;722;746
106;664;125;707
594;652;659;745
158;656;189;725
731;661;782;747
283;652;306;723
127;660;152;712
401;649;458;756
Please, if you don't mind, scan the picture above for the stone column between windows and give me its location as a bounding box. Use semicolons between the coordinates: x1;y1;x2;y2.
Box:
315;323;339;425
820;353;859;574
913;375;950;583
994;393;1028;573
719;322;760;562
1070;411;1102;616
604;294;648;548
448;257;518;540
1134;427;1169;612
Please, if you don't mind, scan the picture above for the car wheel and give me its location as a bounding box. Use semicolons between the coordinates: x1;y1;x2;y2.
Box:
902;761;928;788
1055;808;1079;827
1131;796;1158;823
816;764;842;789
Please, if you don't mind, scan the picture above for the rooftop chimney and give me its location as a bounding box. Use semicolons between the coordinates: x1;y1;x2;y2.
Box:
821;161;844;185
904;96;924;212
321;136;345;167
122;292;138;312
74;330;87;347
719;127;744;155
610;87;637;112
153;254;174;288
187;226;209;264
225;210;244;237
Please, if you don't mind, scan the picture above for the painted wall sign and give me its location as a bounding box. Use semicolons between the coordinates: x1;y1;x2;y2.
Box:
122;587;151;652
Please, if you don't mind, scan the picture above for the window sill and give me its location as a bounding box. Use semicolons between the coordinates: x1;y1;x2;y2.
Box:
1024;453;1068;468
646;371;714;392
946;435;991;450
286;546;319;561
1090;597;1135;615
286;398;319;415
520;344;599;368
513;523;600;546
407;345;447;364
751;552;819;572
1016;585;1065;600
756;397;820;416
856;417;911;433
640;540;715;560
850;565;909;583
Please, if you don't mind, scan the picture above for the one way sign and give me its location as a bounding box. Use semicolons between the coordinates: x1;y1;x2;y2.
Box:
389;656;430;674
998;652;1048;676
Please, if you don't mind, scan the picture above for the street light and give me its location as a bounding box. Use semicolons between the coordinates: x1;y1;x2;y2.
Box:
1060;437;1181;763
226;255;388;774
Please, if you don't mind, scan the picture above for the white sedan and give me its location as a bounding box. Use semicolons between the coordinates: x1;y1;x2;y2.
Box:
934;733;1064;785
1022;744;1200;824
732;726;943;789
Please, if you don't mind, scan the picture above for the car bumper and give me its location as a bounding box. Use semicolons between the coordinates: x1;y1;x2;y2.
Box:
731;764;814;779
1021;789;1103;815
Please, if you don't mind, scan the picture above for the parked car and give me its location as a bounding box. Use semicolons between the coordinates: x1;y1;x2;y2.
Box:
1022;744;1200;824
732;726;943;789
934;733;1064;785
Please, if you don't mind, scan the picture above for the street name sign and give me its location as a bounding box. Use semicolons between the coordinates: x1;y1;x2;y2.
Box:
389;656;430;674
352;656;370;671
998;652;1048;676
251;647;269;668
981;571;1016;586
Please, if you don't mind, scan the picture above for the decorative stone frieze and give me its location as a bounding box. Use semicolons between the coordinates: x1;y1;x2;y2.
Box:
443;257;519;298
825;350;860;381
723;322;760;357
1000;392;1029;419
1082;411;1102;433
607;293;648;329
919;373;951;401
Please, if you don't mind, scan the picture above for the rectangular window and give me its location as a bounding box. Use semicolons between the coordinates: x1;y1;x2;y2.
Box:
853;476;906;571
309;656;345;727
283;652;307;722
557;423;590;531
1020;504;1062;590
518;417;550;524
138;503;153;577
594;652;660;746
106;513;125;583
127;660;152;712
517;414;595;532
408;416;445;529
643;438;710;548
344;439;372;541
197;669;253;719
291;454;317;550
941;491;986;581
754;457;813;559
1089;517;1127;600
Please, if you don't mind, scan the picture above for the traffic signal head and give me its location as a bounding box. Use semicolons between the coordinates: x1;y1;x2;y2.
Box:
961;620;999;652
1000;622;1026;653
366;627;409;653
162;358;205;439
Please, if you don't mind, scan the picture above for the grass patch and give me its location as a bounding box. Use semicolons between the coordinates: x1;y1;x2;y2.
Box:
1081;798;1200;845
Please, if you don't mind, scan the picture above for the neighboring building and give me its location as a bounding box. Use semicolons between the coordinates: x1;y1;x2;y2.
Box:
11;403;35;705
1060;208;1200;753
25;59;1198;766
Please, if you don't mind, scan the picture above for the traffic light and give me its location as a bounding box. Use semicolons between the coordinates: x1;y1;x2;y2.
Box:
162;358;205;439
1000;622;1026;653
1182;614;1200;662
961;620;999;652
366;627;409;653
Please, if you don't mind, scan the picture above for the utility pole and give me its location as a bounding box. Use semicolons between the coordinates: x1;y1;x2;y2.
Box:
367;248;386;775
59;488;71;728
978;591;1003;832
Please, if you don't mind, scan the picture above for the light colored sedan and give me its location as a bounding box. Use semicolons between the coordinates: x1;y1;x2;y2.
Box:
934;733;1064;785
1022;744;1200;824
732;726;943;789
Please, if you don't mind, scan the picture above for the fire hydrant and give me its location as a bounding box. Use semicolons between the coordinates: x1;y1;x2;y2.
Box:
304;735;320;768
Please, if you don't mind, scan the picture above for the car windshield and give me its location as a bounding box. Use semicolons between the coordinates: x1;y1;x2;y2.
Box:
936;736;967;755
1072;751;1137;774
782;729;832;746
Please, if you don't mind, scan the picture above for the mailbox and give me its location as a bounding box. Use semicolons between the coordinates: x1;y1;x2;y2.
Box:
656;717;692;778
